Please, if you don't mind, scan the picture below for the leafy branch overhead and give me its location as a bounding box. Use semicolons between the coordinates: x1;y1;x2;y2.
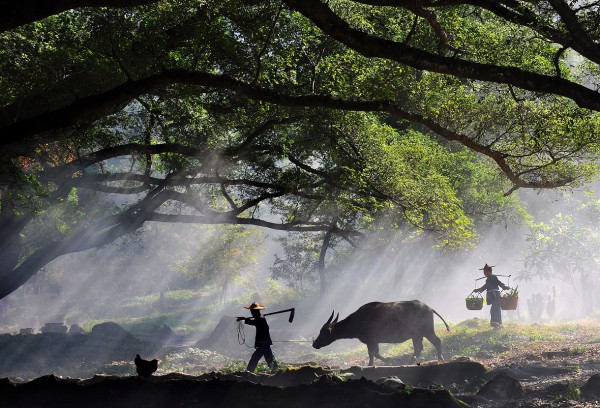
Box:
1;0;599;298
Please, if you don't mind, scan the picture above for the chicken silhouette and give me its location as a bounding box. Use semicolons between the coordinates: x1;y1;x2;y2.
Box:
134;354;159;377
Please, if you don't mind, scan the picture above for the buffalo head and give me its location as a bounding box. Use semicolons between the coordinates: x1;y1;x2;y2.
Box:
312;310;339;349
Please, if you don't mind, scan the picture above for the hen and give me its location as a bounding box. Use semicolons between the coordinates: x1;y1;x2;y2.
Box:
134;354;159;377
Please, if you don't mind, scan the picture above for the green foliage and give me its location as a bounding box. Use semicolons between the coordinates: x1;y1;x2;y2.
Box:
175;225;265;302
161;348;229;374
261;278;301;303
365;319;600;362
4;0;600;300
270;233;320;297
562;384;581;401
502;286;519;298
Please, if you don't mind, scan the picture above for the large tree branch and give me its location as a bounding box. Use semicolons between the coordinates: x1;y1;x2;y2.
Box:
3;62;600;156
2;70;582;191
546;0;598;53
0;182;361;299
354;0;600;63
0;182;170;299
282;0;600;106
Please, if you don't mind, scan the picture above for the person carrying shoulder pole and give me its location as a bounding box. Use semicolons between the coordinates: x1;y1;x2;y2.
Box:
236;302;279;372
475;264;510;329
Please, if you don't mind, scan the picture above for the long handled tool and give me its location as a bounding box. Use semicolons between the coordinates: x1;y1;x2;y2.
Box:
235;308;296;347
264;307;295;323
236;307;295;323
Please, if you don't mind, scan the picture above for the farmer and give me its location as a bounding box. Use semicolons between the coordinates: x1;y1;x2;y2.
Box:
475;264;510;328
237;302;279;372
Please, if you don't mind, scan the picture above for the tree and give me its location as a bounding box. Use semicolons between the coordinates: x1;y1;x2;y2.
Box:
520;194;600;315
270;233;321;298
177;225;265;304
1;0;594;298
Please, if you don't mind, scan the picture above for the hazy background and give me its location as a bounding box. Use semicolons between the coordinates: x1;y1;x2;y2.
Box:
0;184;594;349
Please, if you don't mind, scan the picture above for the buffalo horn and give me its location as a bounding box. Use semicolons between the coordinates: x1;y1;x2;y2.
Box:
333;313;339;324
326;310;335;324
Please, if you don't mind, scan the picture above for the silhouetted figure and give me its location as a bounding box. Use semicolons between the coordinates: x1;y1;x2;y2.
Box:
134;354;159;377
528;293;545;321
237;302;278;372
475;263;510;328
546;287;556;319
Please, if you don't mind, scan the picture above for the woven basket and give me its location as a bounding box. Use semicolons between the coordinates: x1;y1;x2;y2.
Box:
466;292;484;310
500;296;518;310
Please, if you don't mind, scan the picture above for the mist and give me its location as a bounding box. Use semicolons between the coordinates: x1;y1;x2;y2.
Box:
1;183;597;347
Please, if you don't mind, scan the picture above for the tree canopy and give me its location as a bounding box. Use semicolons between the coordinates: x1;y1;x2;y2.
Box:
2;0;600;299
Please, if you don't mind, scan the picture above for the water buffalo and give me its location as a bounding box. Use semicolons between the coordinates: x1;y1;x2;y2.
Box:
312;300;450;366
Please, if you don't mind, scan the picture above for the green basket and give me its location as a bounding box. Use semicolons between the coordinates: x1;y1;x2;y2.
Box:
466;291;484;310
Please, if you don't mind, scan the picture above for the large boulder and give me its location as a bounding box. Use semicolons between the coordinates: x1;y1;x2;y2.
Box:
40;323;68;334
376;376;406;391
0;377;14;392
581;374;600;399
90;322;137;342
68;324;85;334
477;373;524;400
195;315;240;351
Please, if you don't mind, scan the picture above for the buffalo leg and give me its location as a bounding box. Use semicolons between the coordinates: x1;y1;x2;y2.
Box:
411;336;424;364
366;344;375;366
425;332;444;361
367;343;387;366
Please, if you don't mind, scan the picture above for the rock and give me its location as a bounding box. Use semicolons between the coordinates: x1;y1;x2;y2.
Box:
484;367;521;380
40;323;68;334
314;374;345;384
154;324;173;339
262;365;332;387
0;375;468;408
19;328;34;335
376;376;406;391
342;361;486;386
543;382;571;398
90;322;135;340
0;377;14;392
581;374;600;399
477;373;524;400
68;324;85;334
194;315;240;351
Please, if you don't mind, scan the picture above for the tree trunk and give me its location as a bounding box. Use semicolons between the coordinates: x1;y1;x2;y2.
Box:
318;229;334;295
220;274;229;305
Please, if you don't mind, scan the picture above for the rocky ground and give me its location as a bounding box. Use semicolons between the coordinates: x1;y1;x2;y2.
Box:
473;342;600;407
2;320;600;407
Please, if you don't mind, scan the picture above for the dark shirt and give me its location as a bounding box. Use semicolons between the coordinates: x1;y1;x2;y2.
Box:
244;316;272;347
477;274;508;293
478;274;508;304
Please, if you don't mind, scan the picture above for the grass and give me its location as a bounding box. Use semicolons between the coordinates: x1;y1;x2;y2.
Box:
309;318;600;364
396;318;600;360
160;348;230;374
